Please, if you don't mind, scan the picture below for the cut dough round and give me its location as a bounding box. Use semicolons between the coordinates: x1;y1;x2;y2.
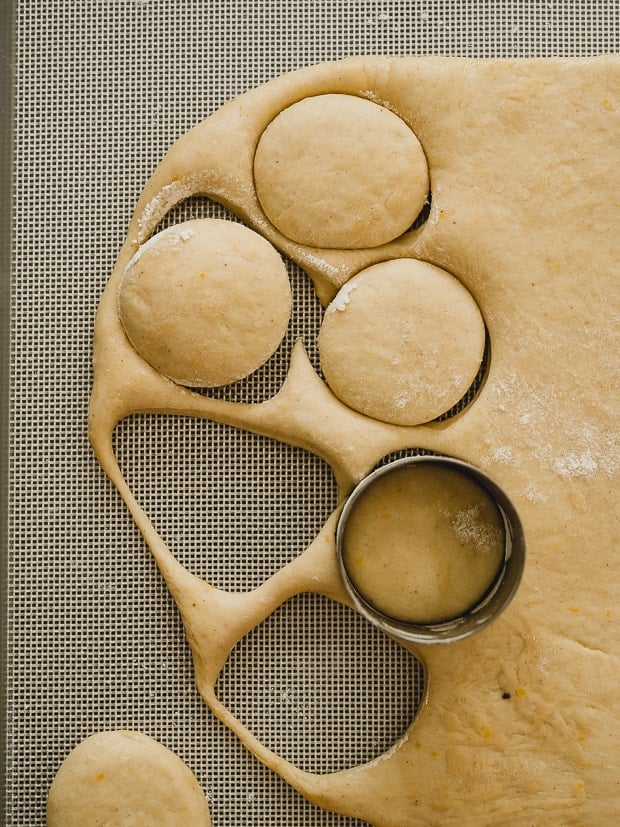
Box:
46;730;212;826
253;94;429;249
118;219;292;387
318;259;486;425
341;462;505;624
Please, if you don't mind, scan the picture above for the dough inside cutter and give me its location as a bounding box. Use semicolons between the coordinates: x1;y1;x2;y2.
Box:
340;460;506;624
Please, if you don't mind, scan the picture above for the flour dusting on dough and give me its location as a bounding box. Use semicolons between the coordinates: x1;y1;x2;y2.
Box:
441;504;504;553
137;176;203;242
553;450;598;479
524;484;548;504
360;89;402;115
492;446;514;464
302;253;349;281
126;225;195;270
393;391;411;409
326;279;360;313
483;368;619;479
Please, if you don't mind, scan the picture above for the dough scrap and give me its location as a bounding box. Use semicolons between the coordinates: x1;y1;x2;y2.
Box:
46;730;212;826
317;258;486;425
89;56;620;827
253;93;429;249
118;219;291;387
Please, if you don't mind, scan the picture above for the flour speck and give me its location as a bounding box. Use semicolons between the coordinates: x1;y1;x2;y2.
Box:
327;279;359;313
553;451;598;479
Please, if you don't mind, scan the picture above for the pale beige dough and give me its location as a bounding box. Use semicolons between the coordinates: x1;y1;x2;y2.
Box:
89;56;620;827
318;258;486;425
342;463;505;623
118;218;291;387
46;730;211;826
253;93;429;249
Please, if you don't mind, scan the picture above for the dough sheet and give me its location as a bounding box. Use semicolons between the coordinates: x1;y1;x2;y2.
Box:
87;56;620;825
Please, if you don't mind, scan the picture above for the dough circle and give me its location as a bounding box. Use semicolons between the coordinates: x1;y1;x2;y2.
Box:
342;463;506;624
118;219;292;387
253;94;429;249
46;730;212;826
317;259;486;426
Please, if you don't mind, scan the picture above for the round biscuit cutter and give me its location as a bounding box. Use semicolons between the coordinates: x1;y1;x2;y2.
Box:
336;454;526;645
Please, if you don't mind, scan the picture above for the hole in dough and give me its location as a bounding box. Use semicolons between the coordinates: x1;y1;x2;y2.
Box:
216;593;424;773
113;416;339;591
253;93;429;249
118;218;292;388
407;187;432;233
317;258;486;426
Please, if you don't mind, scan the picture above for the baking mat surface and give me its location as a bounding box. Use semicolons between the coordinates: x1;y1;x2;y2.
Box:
5;1;618;825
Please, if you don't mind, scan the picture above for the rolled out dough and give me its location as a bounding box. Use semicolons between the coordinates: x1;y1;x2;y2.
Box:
89;56;620;826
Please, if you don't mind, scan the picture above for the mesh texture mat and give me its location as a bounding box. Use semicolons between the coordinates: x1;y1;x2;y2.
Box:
5;1;619;825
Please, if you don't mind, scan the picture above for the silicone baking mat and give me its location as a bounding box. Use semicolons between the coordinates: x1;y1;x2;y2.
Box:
3;2;618;825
